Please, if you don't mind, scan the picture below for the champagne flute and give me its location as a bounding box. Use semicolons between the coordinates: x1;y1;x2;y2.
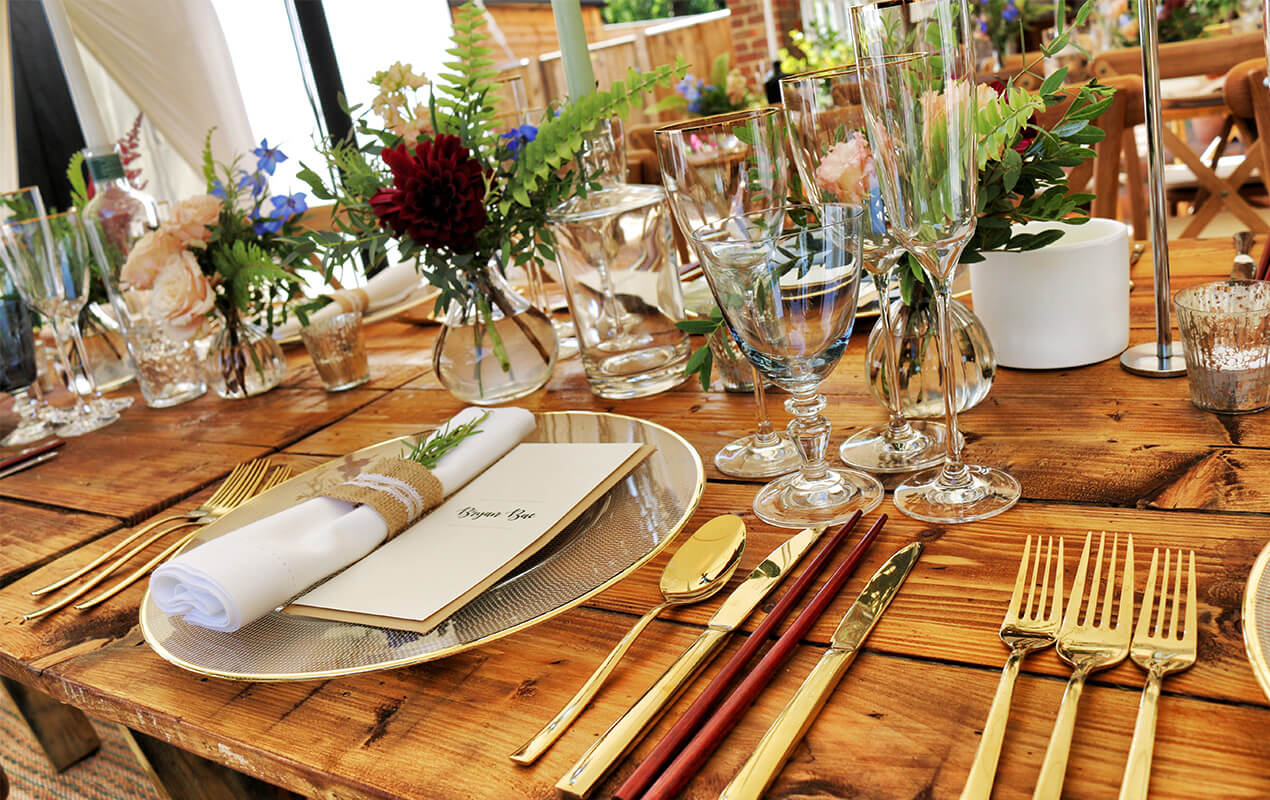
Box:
655;108;801;479
0;262;51;446
692;203;883;527
780;64;949;473
0;206;121;436
852;0;1020;522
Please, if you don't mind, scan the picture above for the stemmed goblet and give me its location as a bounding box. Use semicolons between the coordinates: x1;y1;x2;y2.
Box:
655;109;801;479
852;0;1020;522
0;202;121;436
780;64;949;473
692;203;883;527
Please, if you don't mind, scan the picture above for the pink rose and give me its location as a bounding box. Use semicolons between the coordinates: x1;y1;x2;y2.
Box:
815;132;874;205
162;194;221;248
119;230;184;290
149;251;215;340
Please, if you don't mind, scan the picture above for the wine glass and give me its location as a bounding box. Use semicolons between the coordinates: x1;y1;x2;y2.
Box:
852;0;1020;523
0;206;121;436
780;64;949;474
692;203;883;527
0;262;51;447
654;108;801;479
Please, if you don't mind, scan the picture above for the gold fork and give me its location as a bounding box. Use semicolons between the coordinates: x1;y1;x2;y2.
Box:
23;459;274;620
1033;531;1135;800
30;459;272;597
960;535;1064;800
1117;548;1197;800
71;465;296;611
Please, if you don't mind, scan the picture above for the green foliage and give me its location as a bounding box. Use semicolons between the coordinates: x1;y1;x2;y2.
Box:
65;152;89;210
976;86;1046;170
434;3;499;151
780;22;853;75
676;306;724;390
603;0;718;24
403;411;489;468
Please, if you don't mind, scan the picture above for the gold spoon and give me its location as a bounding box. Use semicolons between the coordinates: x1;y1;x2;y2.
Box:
509;514;747;765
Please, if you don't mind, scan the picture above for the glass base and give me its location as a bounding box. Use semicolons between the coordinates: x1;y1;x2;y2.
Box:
2;419;52;447
553;319;579;360
839;420;948;474
54;407;119;437
94;396;134;415
714;433;801;479
894;464;1021;524
753;467;884;528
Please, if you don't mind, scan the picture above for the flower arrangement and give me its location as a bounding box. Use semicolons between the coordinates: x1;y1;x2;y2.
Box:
974;0;1052;63
670;55;758;116
779;22;853;75
1105;0;1237;45
296;2;685;371
117;135;309;346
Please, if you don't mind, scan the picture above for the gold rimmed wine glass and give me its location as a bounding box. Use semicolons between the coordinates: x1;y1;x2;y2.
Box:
780;63;949;474
691;203;883;527
852;0;1020;522
654;108;801;480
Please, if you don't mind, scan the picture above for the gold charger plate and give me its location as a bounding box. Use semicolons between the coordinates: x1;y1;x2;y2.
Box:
139;410;705;682
275;284;441;345
1242;538;1270;700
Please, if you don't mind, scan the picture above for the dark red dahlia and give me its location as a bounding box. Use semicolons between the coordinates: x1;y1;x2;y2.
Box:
370;134;488;252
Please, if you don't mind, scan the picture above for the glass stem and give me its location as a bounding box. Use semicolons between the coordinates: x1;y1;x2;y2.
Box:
873;267;915;443
786;390;830;483
751;366;780;446
932;282;971;488
50;315;96;416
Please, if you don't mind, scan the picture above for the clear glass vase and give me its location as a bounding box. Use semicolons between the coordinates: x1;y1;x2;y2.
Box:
866;296;995;418
204;315;286;399
432;261;558;405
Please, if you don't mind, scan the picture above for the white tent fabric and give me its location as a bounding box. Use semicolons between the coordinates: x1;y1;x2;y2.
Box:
0;0;17;192
63;0;253;172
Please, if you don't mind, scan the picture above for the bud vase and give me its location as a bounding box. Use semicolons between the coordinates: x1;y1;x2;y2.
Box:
866;297;995;418
432;260;558;405
204;315;286;399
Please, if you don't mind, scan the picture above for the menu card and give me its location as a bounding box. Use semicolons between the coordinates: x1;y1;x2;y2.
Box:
286;441;653;633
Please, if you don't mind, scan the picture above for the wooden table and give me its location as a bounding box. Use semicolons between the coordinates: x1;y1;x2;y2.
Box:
1;238;1268;799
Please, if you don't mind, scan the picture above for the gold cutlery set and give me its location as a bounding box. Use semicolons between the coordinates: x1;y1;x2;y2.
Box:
24;458;290;620
962;532;1197;800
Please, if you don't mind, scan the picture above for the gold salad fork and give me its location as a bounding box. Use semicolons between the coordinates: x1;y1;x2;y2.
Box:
23;459;274;620
960;536;1064;800
1118;548;1197;800
72;465;296;611
1033;531;1134;800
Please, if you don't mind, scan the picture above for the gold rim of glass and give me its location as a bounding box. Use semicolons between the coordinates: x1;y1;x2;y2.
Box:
653;106;782;138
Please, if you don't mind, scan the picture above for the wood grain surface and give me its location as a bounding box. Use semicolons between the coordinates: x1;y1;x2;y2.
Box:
0;238;1266;799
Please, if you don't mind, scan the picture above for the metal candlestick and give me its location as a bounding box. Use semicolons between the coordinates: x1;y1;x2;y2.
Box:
1119;0;1187;377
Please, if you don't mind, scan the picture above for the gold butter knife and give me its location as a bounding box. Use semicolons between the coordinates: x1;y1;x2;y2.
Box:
556;525;828;800
719;542;924;800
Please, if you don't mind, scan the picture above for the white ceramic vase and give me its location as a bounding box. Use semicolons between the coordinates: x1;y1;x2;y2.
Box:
968;218;1130;369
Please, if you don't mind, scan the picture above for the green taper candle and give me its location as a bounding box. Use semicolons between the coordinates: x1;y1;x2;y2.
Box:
551;0;597;99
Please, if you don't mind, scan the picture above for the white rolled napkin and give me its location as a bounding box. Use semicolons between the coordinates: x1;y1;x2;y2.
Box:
150;406;536;632
274;260;425;339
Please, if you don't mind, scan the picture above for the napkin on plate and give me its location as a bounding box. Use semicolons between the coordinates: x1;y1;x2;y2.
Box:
150;406;535;632
273;260;426;339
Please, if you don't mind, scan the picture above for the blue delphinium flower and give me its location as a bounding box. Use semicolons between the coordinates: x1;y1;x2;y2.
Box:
979;18;990;34
210;179;227;200
252;138;288;176
676;75;705;114
253;192;307;235
500;125;538;160
1001;0;1020;23
238;170;268;197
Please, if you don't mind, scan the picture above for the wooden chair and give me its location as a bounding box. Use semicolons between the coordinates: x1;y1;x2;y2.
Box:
1093;32;1269;237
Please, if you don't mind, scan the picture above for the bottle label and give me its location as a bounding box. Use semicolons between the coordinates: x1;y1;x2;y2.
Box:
86;154;125;182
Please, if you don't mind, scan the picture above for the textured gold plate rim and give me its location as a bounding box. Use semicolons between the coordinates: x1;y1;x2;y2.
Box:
139;410;706;682
1242;538;1270;702
276;284;441;345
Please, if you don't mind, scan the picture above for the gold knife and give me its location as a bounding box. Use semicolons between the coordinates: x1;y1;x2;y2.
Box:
719;541;924;800
555;525;828;800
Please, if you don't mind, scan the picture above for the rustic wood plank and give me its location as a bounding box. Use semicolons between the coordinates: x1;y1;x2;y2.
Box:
0;676;99;772
0;501;119;589
0;435;269;524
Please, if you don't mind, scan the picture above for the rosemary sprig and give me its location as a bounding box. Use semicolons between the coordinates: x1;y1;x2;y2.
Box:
403;411;490;469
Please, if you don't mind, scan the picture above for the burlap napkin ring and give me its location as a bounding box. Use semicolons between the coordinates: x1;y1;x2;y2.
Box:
322;456;444;539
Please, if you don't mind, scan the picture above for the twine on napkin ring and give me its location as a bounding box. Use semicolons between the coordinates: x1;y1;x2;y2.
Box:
322;457;444;538
330;288;371;315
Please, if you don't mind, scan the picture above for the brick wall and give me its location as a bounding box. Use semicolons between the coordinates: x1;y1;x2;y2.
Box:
728;0;802;80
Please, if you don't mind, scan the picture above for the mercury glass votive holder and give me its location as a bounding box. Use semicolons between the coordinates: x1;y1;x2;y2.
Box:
300;312;370;392
1174;280;1270;414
